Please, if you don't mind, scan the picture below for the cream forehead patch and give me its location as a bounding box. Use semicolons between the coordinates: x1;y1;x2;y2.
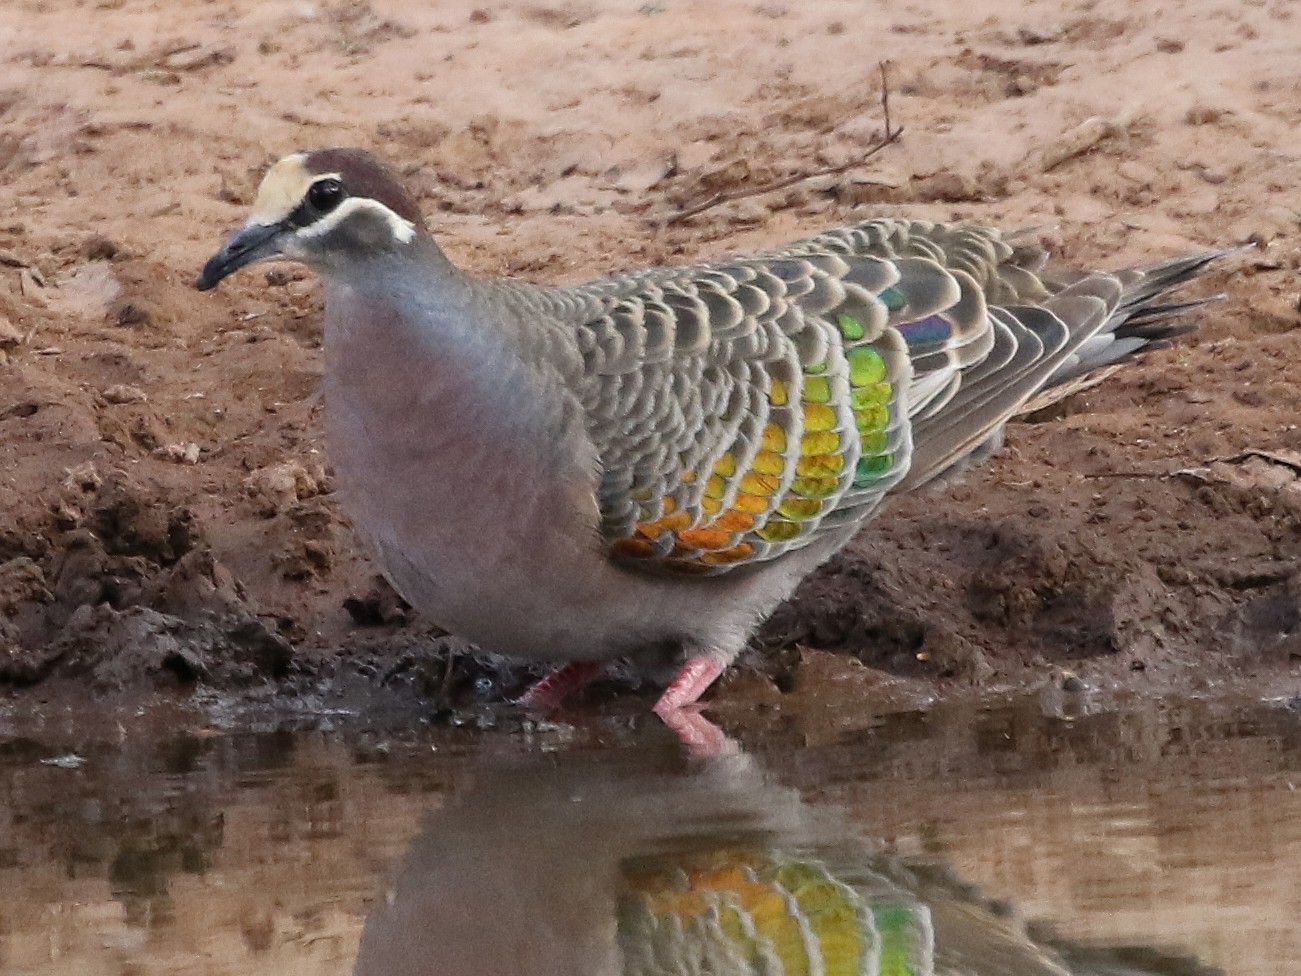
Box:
249;153;324;225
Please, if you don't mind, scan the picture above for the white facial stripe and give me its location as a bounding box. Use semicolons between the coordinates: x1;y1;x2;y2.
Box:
295;196;417;244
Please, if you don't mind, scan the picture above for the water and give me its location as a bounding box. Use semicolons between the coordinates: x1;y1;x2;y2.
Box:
0;695;1297;975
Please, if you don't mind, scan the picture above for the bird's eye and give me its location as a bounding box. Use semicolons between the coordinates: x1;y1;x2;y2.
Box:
308;178;345;213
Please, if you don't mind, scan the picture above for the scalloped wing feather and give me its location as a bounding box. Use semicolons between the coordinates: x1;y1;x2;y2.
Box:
514;218;1222;577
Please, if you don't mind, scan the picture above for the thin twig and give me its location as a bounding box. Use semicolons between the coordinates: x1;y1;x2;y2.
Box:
879;60;893;142
80;42;202;73
1080;471;1201;480
661;60;904;225
1081;451;1301;482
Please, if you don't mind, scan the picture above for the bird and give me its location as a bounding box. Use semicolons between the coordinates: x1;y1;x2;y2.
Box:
197;147;1230;726
354;741;1220;976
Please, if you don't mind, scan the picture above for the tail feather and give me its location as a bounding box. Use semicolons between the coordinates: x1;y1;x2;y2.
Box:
1030;248;1237;404
907;245;1236;487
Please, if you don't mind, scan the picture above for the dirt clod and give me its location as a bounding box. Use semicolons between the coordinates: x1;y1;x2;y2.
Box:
111;300;151;328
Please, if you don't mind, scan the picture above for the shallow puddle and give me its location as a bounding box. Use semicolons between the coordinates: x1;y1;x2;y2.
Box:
0;694;1297;975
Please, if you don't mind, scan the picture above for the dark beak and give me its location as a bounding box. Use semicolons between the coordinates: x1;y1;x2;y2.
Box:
195;221;287;291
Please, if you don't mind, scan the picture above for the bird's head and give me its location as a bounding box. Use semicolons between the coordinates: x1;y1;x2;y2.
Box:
196;148;428;290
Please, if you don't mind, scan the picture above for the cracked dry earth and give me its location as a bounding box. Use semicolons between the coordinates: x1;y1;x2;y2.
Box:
0;0;1299;721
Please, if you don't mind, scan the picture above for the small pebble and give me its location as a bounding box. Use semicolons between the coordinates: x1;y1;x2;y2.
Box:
1017;26;1059;45
1184;104;1226;125
913;171;981;202
113;301;150;327
102;384;147;405
154;442;201;464
0;318;22;350
62;461;102;492
82;235;119;261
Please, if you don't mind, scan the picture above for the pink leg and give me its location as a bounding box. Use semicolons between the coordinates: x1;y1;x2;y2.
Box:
517;660;606;711
653;655;726;716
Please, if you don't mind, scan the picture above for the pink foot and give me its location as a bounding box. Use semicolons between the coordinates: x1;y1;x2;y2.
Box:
653;656;726;715
517;661;605;711
657;706;738;757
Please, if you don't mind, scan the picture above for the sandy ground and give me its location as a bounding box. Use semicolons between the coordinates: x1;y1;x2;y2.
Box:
0;0;1298;717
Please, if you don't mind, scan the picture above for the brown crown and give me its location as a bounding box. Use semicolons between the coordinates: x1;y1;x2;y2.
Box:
304;148;428;233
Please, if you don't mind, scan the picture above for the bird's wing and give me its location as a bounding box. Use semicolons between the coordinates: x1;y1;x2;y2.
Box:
551;218;1212;576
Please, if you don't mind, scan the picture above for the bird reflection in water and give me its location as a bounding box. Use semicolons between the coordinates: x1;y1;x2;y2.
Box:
353;742;1216;976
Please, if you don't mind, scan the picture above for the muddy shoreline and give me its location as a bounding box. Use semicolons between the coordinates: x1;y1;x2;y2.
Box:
1;0;1299;723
